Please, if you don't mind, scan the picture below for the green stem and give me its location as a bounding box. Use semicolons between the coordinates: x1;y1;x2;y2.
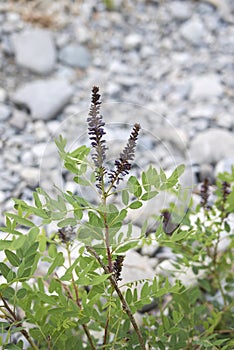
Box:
86;246;146;350
66;244;96;350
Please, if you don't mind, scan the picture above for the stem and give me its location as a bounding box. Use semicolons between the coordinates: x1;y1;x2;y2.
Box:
65;244;96;350
0;294;39;350
86;246;146;350
103;287;114;346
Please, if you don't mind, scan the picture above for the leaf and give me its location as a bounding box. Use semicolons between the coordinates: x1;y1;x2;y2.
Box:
0;240;12;250
5;213;35;228
89;274;111;286
115;240;139;254
47;252;65;276
127;176;142;197
122;189;129;206
141;191;158;201
33;192;42;208
5;250;21;267
57;218;77;228
0;262;10;278
129;201;142;209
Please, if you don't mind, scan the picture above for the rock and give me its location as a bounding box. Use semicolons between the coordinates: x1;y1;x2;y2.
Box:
0;88;7;103
180;17;205;45
155;258;207;287
20;167;39;187
190;74;223;100
0;190;5;204
13;78;73;120
0;104;11;121
9;110;28;130
215;157;234;176
11;28;56;74
124;34;142;50
189;129;234;165
121;251;155;291
168;1;192;21
59;44;91;69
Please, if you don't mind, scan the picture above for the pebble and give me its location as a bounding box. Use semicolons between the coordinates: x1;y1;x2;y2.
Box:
0;104;11;121
168;1;192;21
123;33;142;50
11;28;56;74
9;109;28;130
0;88;7;102
20;167;40;188
59;44;91;69
215;157;234;176
190;74;223;100
180;17;205;45
13;78;74;120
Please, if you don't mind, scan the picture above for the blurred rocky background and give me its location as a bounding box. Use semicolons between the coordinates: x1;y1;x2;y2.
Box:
0;0;234;225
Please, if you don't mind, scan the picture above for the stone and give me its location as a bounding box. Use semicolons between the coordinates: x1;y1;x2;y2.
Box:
215;157;234;176
0;104;11;121
0;88;7;103
0;191;5;204
121;251;155;292
9;110;28;130
168;1;192;21
13;78;73;120
11;28;56;74
59;44;91;69
190;74;223;100
20;167;39;188
180;17;205;45
189;129;234;165
124;34;142;50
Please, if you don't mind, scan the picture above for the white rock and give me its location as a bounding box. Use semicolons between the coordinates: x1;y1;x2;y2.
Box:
9;110;28;130
190;74;223;100
0;88;7;102
189;129;234;165
13;78;73;120
20;167;39;187
168;1;192;21
124;34;142;50
180;17;205;45
215;157;234;176
121;251;155;291
0;104;11;121
11;28;56;74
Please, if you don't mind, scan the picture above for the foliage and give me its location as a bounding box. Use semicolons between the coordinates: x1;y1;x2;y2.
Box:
0;87;233;349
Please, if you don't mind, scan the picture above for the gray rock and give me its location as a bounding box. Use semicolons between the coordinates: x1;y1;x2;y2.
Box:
168;1;192;21
13;78;73;120
190;74;223;100
59;44;91;69
180;17;205;45
9;110;28;130
11;28;56;74
0;104;11;121
190;129;234;165
215;157;234;176
0;88;7;103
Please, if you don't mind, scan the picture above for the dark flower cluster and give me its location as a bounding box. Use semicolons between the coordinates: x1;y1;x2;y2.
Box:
200;178;210;209
221;181;231;203
87;86;107;189
108;123;141;187
58;227;76;243
113;255;125;282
